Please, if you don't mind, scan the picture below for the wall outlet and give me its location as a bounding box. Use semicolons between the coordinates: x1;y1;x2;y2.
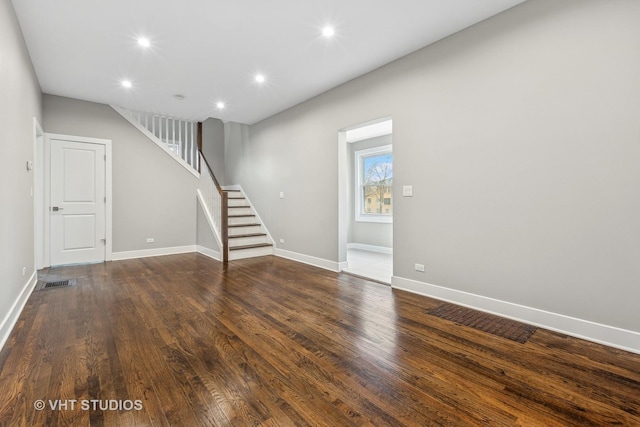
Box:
22;267;26;276
146;238;155;243
415;263;425;272
279;192;285;199
279;239;285;244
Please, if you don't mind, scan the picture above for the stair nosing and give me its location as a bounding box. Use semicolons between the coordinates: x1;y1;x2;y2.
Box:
228;233;267;239
229;243;273;251
228;223;261;228
228;214;256;218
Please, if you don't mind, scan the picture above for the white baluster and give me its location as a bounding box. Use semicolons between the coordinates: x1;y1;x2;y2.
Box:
165;117;169;146
190;122;194;167
180;120;184;159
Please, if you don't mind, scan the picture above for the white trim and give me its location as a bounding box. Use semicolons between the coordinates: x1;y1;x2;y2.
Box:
197;245;221;261
347;243;393;254
196;190;223;250
33;118;45;270
110;105;199;178
0;271;38;352
275;249;342;273
355;144;393;224
111;245;197;261
338;261;349;271
391;276;640;355
44;133;113;267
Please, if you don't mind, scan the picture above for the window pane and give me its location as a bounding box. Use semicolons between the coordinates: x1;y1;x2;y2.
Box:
362;153;392;216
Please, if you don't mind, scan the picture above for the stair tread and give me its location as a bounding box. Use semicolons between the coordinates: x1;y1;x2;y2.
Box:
229;233;267;239
228;196;246;200
228;223;261;228
228;214;256;218
229;243;273;251
223;189;241;192
228;206;250;209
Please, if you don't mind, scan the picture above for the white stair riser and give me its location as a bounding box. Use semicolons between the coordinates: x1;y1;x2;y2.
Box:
228;199;249;207
229;225;262;236
229;236;269;247
228;207;253;216
229;246;274;260
228;215;257;225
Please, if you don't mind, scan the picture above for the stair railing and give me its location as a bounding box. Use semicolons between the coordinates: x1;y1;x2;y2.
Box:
198;148;228;263
131;110;200;171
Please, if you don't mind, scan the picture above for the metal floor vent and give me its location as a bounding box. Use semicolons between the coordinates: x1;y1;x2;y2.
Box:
44;280;70;289
35;278;77;291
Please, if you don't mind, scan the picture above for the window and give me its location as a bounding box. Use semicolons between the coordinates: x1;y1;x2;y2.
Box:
355;145;392;223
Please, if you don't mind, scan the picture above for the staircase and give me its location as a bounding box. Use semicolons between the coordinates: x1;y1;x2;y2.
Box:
225;189;274;260
197;152;274;262
113;105;274;263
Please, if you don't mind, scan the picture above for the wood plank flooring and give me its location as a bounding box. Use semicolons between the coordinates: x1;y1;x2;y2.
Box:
0;253;638;426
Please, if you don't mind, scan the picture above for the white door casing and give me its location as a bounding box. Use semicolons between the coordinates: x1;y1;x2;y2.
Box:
46;134;112;266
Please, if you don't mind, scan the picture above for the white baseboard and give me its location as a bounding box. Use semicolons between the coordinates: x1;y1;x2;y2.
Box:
0;271;38;352
275;248;342;273
111;245;197;261
392;276;640;355
347;243;393;254
197;245;221;261
337;261;349;271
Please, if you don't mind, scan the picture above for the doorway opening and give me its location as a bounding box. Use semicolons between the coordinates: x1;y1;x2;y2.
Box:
338;118;393;284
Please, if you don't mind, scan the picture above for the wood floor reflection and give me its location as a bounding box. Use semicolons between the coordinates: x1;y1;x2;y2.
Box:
0;254;638;426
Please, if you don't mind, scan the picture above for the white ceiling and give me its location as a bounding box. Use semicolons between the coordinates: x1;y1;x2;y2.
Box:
12;0;525;124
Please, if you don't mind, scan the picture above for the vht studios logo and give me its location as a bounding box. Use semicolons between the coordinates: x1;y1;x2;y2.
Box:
34;399;143;411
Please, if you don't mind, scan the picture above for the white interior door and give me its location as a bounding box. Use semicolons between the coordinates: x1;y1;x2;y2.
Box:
50;138;106;266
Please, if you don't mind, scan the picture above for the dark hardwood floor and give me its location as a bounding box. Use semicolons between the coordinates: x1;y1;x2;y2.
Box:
0;254;638;426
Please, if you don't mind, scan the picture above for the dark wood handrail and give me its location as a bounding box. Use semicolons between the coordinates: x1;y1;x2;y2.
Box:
199;148;224;195
198;147;228;263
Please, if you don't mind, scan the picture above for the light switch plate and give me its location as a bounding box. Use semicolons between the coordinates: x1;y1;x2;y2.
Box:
403;185;413;197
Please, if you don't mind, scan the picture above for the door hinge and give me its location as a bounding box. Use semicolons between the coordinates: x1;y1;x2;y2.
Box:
104;154;106;161
104;196;106;202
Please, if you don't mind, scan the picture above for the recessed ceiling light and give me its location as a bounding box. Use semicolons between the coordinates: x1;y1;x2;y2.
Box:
255;74;266;84
322;26;335;38
137;37;150;48
216;102;225;109
121;80;132;88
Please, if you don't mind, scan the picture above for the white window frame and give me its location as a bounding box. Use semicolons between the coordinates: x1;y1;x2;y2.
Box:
355;144;393;223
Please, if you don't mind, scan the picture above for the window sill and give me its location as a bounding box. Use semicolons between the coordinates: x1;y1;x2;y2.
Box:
355;215;393;224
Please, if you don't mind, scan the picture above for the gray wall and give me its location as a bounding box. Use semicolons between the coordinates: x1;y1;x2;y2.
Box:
202;118;226;185
0;1;42;339
224;0;640;332
348;135;393;248
43;95;198;253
